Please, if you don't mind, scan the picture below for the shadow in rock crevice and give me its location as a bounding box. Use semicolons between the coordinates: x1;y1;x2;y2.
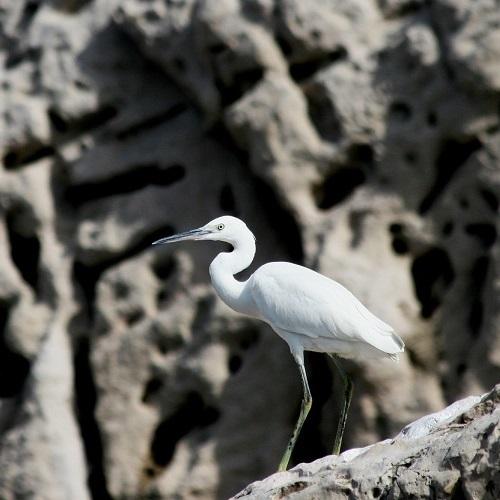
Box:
148;392;220;473
73;336;112;500
5;209;41;296
0;301;31;399
419;137;482;214
411;246;455;319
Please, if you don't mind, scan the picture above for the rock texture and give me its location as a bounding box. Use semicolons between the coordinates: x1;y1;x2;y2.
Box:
0;0;499;499
234;384;500;499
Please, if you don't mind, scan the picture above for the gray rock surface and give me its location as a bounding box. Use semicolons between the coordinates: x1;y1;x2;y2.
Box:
1;0;499;499
233;384;500;499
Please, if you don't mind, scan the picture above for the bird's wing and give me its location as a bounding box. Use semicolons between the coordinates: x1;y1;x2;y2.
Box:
250;262;403;354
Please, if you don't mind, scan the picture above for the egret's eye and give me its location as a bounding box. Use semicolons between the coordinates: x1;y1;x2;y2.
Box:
217;224;225;231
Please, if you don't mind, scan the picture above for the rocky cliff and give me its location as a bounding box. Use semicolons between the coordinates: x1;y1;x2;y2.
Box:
1;1;499;499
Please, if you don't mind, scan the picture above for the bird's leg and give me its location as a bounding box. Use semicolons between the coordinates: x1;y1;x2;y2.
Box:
329;354;353;455
278;358;312;472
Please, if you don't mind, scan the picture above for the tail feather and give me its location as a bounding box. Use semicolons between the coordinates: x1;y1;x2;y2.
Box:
359;327;405;355
352;300;405;356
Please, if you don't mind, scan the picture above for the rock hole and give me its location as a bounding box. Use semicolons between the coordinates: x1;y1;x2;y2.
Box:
486;480;495;495
144;8;161;22
149;322;185;354
191;296;216;337
289;47;347;82
241;336;258;350
73;337;112;499
389;223;403;234
55;0;92;14
411;247;455;318
456;362;467;376
314;167;366;210
404;151;418;165
279;481;309;496
372;486;382;498
468;256;489;337
200;406;221;428
0;301;31;398
304;84;343;142
123;308;144;326
19;0;40;29
379;0;425;18
389;101;412;122
142;377;163;404
419;137;482;214
113;281;130;300
349;210;369;248
5;210;40;294
208;44;226;56
392;236;409;255
150;392;219;468
66;164;186;207
349;143;375;168
442;221;454;236
219;184;236;213
220;328;260;355
217;67;264;107
156;288;170;307
275;35;293;57
24;1;40;18
76;105;118;133
5;46;41;69
375;411;390;438
3;151;18;168
450;478;466;500
152;256;176;281
48;108;68;133
388;222;409;254
479;188;498;212
464;223;497;249
228;353;243;374
406;347;425;370
144;466;156;478
172;57;186;72
3;145;55;169
74;79;88;90
459;197;469;209
427;111;438;127
253;178;303;263
113;281;129;299
311;29;322;41
72;262;103;321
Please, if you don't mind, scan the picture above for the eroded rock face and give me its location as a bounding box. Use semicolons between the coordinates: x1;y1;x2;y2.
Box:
0;0;499;499
234;384;500;500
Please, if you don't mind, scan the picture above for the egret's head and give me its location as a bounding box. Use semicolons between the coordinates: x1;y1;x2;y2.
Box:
152;215;255;247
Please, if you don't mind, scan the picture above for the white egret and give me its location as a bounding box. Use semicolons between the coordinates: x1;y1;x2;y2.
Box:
153;215;404;471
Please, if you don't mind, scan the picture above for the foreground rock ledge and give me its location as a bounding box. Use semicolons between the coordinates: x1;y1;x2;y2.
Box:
233;385;500;499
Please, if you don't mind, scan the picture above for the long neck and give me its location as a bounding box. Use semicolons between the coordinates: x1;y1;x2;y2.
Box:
209;233;256;315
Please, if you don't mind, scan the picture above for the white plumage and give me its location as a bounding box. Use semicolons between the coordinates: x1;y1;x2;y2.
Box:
249;262;404;361
153;215;404;471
